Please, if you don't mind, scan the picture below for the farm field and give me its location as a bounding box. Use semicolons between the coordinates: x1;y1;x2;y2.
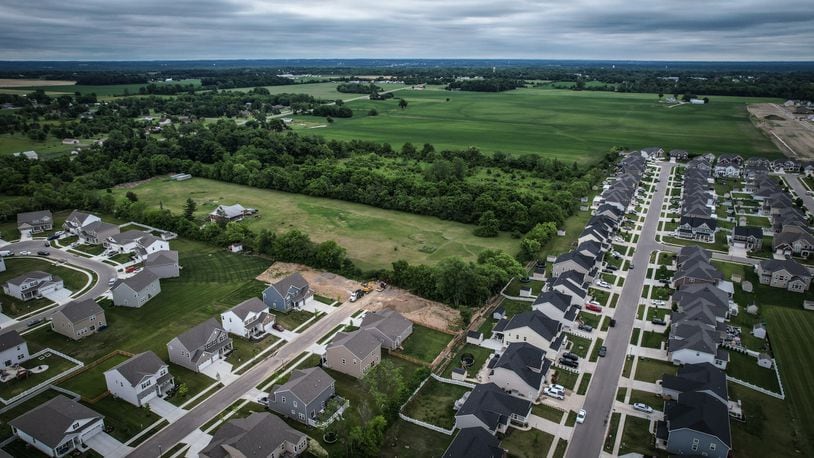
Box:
227;81;407;101
291;86;781;161
0;132;94;157
3;78;202;97
113;177;521;271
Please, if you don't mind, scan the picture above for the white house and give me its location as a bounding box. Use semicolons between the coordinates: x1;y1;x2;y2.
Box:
493;311;564;352
104;351;175;407
0;330;30;367
10;395;104;457
107;230;170;258
488;343;550;400
220;298;276;339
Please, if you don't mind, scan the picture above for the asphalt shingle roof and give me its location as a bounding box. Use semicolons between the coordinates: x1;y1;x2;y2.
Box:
57;299;104;324
200;412;305;458
9;395;102;448
273;367;334;405
107;351;167;387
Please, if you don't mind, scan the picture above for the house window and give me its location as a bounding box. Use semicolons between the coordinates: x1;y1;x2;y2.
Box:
141;380;152;389
282;396;286;403
90;315;95;321
710;443;717;451
341;358;346;365
293;401;298;408
17;354;24;360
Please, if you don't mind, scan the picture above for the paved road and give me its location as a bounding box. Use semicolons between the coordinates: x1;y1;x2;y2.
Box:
128;297;368;457
784;173;814;215
567;161;675;458
0;239;116;332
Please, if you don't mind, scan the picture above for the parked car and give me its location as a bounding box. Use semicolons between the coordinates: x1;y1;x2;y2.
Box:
272;323;284;332
549;384;565;392
544;387;565;400
47;234;60;241
19;250;32;256
125;265;138;273
595;280;611;288
652;300;665;306
107;278;117;286
598;346;607;357
559;358;579;368
585;303;602;313
651;318;667;326
578;324;593;332
349;289;364;302
605;265;618;271
629;262;635;269
632;403;654;413
0;250;12;257
576;409;587;424
562;352;579;361
609;319;616;327
519;277;531;283
37;250;50;256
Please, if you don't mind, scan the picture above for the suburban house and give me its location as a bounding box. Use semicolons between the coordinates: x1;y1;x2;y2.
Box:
657;392;731;458
756;259;812;292
3;271;63;301
668;321;728;369
208;204;256;223
10;395;104;458
672;283;731;321
552;251;596;278
267;367;336;425
220;297;276;339
493;310;564;352
104;351;175;407
443;427;507;458
641;146;665;158
676;246;711;269
50;299;107;340
0;330;30;367
17;210;53;234
677;216;717;241
200;412;308;458
660;362;728;405
142;250;180;279
488;342;550;400
359;309;414;350
107;230;170;258
731;226;764;251
78;221;120;245
111;270;161;308
669;150;689;161
548;270;588;306
167;318;233;373
262;273;312;313
322;330;381;378
532;290;578;323
62;210;101;236
773;225;814;258
455;383;532;434
671;258;723;288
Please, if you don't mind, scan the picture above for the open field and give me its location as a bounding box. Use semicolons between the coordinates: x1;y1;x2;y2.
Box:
397;325;454;363
0;79;76;87
114;177;520;270
291;86;782;161
0;133;95;157
402;378;469;429
748;103;814;160
502;428;555;458
226;81;407;101
729;383;801;457
6;79;202;97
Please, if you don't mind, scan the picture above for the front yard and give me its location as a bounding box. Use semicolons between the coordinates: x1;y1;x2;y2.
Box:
502;428;555;458
618;416;665;457
0;257;90;317
633;357;676;383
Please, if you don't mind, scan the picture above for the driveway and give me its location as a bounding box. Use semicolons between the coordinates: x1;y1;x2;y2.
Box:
201;359;236;384
182;429;213;457
42;287;73;304
85;432;131;458
148;397;187;422
300;297;336;314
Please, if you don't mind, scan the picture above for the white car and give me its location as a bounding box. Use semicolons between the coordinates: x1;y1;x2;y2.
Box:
576;409;587;424
19;250;32;256
544;387;565;400
652;300;666;306
549;384;565;393
596;281;611;288
632;403;654;413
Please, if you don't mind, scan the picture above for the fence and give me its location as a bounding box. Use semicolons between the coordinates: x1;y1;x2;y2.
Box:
388;350;430;368
313;399;350;429
430;373;476;389
727;376;784;399
0;349;85;406
398;375;458;436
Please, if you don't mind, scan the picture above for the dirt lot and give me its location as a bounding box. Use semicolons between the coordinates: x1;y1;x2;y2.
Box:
748;103;814;159
257;262;461;330
0;79;76;87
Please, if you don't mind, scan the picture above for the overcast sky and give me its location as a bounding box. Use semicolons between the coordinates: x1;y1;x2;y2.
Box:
1;0;813;61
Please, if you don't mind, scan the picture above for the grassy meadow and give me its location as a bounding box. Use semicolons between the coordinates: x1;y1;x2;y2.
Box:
227;81;407;101
113;177;521;271
291;86;781;162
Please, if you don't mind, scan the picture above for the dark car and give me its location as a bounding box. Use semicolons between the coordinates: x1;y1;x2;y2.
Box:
651;318;667;326
272;323;284;332
536;259;546;269
519;277;531;283
578;324;593;332
609;319;617;327
605;265;618;271
47;234;60;241
598;346;607;357
559;358;579;368
37;250;50;256
562;352;579;361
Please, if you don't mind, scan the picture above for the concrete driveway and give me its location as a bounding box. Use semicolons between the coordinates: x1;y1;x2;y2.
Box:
43;287;73;304
148;397;187;422
201;359;237;384
85;432;131;458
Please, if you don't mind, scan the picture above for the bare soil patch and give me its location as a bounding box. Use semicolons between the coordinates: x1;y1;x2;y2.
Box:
257;262;461;330
0;79;76;87
748;103;814;159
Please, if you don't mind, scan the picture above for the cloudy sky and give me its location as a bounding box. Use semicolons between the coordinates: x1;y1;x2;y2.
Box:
1;0;813;61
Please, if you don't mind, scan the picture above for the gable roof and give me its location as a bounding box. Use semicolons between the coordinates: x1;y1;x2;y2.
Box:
267;272;310;302
555;251;594;271
113;270;159;293
327;330;381;360
443;427;506;458
9;395;102;448
200;412;305;458
211;204;246;219
107;351;167;387
82;220;119;236
57;299;104;324
109;229;153;244
666;392;731;446
4;271;52;287
273;367;334;405
661;362;727;405
227;297;268;321
492;342;548;390
498;311;561;342
759;258;811;278
0;330;25;352
674;260;723;284
360;309;412;340
456;383;532;430
533;290;572;313
669;322;722;354
672;283;729;309
17;210;52;227
144;250;179;267
733;226;763;239
174;318;225;352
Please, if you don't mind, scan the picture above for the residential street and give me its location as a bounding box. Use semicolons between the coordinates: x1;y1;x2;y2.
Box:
566;161;675;458
784;173;814;215
128;296;369;457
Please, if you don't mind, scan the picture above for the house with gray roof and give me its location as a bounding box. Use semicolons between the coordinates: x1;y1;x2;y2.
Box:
200;412;308;458
107;230;169;258
104;351;174;407
552;251;596;278
493;310;563;352
0;256;4;273
17;210;53;234
262;272;312;313
3;271;63;301
144;250;180;278
661;362;728;405
668;321;728;369
677;216;717;241
10;395;104;457
0;330;29;367
359;309;413;349
111;270;161;308
62;210;101;237
672;259;723;288
672;283;730;320
532;290;577;323
757;258;812;292
773;225;814;258
443;427;507;458
208;203;252;223
79;221;120;245
548;271;587;305
657;392;731;458
322;330;381;378
488;342;550;400
50;299;107;340
267;367;335;425
731;226;763;251
455;383;532;434
676;246;711;268
167;318;233;373
220;297;275;339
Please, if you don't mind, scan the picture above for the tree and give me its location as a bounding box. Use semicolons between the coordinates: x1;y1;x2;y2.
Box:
473;210;499;237
125;191;138;202
363;359;407;418
398;98;408;109
183;198;197;220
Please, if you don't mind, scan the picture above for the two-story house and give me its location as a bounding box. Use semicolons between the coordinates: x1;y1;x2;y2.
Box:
50;299;107;340
104;351;175;407
3;271;63;301
267;367;335;425
220;297;276;339
143;250;180;278
10;395;104;457
167;318;233;373
262;273;312;313
16;210;53;234
658;392;731;458
200;412;308;458
488;342;550;400
492;311;564;352
756;259;812;292
455;383;532;434
322;330;381;379
0;330;30;367
62;210;101;237
359;309;413;350
111;271;161;308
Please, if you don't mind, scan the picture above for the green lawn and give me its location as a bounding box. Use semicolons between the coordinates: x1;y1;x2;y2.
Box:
0;257;91;317
501;298;533;317
553;369;578;391
227;333;280;368
81;395;161;442
604;412;622;453
729;382;802;457
226;81;407;101
57;354;130;399
380;418;452;458
577;373;592;395
640;330;667;349
634;357;676;383
501;428;555;458
292;87;780;161
0;352;80;401
589;337;604;362
628;389;662;410
274;309;317;330
0;133;82;158
566;334;592;359
504;278;545;297
553;438;568;458
726;350;780;393
397;325;454;364
578;311;601;328
402;378;469;429
443;343;494;378
114;177;520;271
618;416;665;457
532;403;565;423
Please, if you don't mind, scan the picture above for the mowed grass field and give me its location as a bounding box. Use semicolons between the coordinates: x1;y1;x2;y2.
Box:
292;86;781;161
226;81;407;101
0;78;202;97
763;307;814;452
114;177;520;270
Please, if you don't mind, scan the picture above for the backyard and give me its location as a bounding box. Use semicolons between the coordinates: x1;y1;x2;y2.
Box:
402;378;469;429
396;325;454;364
0;352;80;402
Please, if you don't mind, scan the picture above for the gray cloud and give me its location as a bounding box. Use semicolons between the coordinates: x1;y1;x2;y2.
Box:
0;0;812;60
